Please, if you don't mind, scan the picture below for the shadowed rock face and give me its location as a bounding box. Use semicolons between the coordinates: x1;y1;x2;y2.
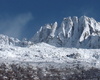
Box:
32;16;100;48
0;63;100;80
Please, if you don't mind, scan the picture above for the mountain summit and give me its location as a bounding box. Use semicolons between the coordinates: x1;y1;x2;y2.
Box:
32;16;100;48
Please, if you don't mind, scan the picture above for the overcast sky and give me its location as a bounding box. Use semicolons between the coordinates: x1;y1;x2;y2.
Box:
0;0;100;39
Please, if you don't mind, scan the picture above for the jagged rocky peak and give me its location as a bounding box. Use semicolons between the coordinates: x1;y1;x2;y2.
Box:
32;16;100;48
32;22;58;43
50;22;58;37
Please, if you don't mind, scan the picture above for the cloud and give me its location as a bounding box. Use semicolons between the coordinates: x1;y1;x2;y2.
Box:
0;13;33;39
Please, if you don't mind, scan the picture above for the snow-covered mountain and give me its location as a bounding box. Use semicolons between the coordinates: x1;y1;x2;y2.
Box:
32;16;100;48
0;34;33;47
0;16;100;79
0;16;100;64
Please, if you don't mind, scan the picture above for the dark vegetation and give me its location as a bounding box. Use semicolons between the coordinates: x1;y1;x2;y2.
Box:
0;63;100;80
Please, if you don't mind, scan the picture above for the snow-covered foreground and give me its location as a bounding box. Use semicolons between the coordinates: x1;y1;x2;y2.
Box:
0;42;100;80
0;42;100;69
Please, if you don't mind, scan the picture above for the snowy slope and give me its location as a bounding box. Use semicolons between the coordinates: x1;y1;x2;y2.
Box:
0;39;100;69
32;16;100;48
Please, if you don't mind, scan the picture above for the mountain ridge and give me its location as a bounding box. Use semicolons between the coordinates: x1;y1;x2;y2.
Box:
0;16;100;48
0;34;33;47
32;16;100;48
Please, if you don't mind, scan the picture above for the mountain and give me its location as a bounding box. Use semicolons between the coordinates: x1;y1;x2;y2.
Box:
0;16;100;63
0;16;100;79
32;16;100;48
0;34;33;47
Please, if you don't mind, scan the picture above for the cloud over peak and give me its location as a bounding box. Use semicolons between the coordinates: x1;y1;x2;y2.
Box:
0;13;33;39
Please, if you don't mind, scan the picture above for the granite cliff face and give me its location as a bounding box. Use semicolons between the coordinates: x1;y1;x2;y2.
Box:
32;16;100;48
